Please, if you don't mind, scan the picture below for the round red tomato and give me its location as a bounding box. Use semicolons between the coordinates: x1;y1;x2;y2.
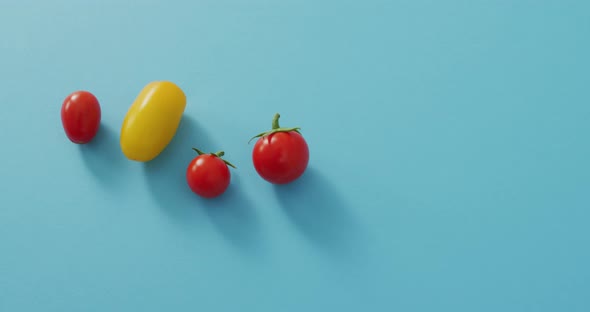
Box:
186;148;236;198
251;113;309;184
61;90;101;144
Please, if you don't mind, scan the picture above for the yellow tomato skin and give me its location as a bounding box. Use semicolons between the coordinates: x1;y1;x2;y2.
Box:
120;81;186;162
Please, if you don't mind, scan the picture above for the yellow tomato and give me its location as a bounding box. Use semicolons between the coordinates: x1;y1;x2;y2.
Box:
120;81;186;162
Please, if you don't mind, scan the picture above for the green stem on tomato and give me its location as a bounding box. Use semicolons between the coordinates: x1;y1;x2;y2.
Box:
221;158;236;169
192;147;205;155
272;113;281;129
248;113;302;144
192;148;236;169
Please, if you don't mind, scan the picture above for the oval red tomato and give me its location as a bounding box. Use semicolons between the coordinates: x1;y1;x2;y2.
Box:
61;91;101;144
251;113;309;184
186;148;236;198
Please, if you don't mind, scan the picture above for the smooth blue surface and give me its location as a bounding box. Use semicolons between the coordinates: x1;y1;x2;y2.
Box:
1;0;589;311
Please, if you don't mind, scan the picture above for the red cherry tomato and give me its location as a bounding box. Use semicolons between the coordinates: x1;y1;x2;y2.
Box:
251;113;309;184
61;91;101;144
186;148;236;198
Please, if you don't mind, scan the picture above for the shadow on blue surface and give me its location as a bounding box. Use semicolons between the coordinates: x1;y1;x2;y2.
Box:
143;115;264;253
79;123;127;188
142;115;220;218
274;168;365;257
202;173;266;255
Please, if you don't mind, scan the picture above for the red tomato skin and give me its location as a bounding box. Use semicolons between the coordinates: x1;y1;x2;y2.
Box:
186;155;231;198
252;131;309;184
61;91;101;144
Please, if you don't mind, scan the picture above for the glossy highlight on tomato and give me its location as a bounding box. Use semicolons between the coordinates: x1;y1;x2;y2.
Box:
120;81;186;162
186;148;236;198
250;113;309;184
61;90;101;144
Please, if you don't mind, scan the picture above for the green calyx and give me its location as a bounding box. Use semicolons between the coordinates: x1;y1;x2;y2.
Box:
192;147;237;168
248;113;301;143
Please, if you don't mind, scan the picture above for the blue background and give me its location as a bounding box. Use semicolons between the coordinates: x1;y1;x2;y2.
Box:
1;0;589;311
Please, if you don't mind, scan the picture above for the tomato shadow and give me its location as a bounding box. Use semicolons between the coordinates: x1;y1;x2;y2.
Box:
142;115;265;254
274;168;367;258
200;173;267;256
79;123;127;189
142;115;213;224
